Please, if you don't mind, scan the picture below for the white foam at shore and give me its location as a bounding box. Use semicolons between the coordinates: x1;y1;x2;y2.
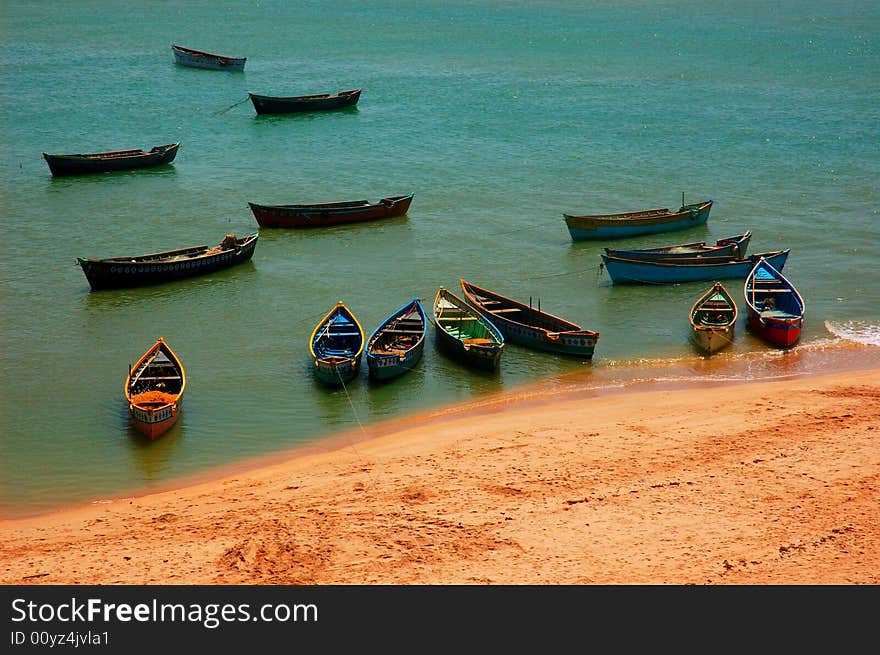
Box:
824;320;880;346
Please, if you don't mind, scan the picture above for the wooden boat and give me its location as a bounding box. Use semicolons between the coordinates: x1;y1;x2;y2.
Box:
564;198;713;241
124;337;186;440
248;194;413;229
43;142;180;177
248;88;361;115
689;282;738;355
743;257;805;347
171;44;246;71
310;301;365;386
599;249;790;285
77;232;259;290
459;279;599;358
604;231;751;261
366;297;427;381
431;287;504;371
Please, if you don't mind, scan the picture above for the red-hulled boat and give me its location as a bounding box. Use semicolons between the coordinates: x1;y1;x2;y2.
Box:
743;257;804;347
124;338;186;440
248;193;412;229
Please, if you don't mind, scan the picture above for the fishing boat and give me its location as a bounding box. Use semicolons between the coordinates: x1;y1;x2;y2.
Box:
431;287;504;371
248;88;361;115
599;249;790;285
366;297;427;381
564;198;713;241
248;194;413;229
689;282;738;355
124;337;186;440
171;44;246;71
77;232;259;290
743;257;805;347
604;231;751;261
43;142;180;177
459;279;599;358
310;301;365;386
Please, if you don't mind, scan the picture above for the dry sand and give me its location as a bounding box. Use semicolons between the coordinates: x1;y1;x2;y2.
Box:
2;368;878;585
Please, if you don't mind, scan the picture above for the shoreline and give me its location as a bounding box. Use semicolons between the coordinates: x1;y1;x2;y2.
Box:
3;340;879;522
2;359;878;584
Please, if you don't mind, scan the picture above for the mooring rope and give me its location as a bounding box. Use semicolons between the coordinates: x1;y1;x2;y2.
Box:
214;95;250;115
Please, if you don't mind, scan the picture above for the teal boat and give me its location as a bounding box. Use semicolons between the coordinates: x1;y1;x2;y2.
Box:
309;301;365;386
459;278;599;358
431;287;504;371
366;297;427;381
564;198;713;241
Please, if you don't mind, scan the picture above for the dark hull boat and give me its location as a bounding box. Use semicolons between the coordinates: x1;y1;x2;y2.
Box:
459;279;599;358
689;282;738;355
431;287;504;371
248;194;412;229
366;297;427;381
43;142;180;176
171;44;246;71
600;249;790;285
310;301;365;386
124;337;186;440
248;88;361;115
744;257;805;347
565;199;713;241
77;233;259;290
604;231;751;261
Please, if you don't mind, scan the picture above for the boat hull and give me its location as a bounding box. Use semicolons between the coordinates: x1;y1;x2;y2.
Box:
249;89;361;115
746;312;802;347
601;250;789;285
172;45;245;71
743;256;805;348
314;356;362;386
43;143;180;177
366;298;427;381
565;201;712;241
459;280;598;358
129;403;181;440
310;301;365;387
78;234;258;290
691;326;734;354
248;194;412;229
605;231;751;261
433;325;501;371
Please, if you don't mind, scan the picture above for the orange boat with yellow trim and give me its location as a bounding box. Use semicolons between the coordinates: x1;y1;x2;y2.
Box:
124;337;186;440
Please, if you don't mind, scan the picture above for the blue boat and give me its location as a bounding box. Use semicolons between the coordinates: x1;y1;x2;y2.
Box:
366;297;427;381
309;301;365;386
604;230;751;261
564;199;713;241
744;257;805;348
600;249;790;285
459;279;599;358
431;287;504;371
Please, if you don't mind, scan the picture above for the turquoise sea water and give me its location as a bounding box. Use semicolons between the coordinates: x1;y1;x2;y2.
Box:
1;1;878;517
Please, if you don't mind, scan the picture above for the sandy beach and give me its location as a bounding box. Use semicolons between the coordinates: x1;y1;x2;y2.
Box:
2;367;878;585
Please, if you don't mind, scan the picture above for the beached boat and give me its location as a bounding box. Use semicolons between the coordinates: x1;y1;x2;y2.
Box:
124;337;186;440
171;44;246;71
431;287;504;371
459;279;599;358
43;142;180;177
310;301;365;386
689;282;738;355
600;249;790;285
604;231;751;261
564;198;713;241
248;194;413;229
743;257;805;347
248;88;361;115
77;232;259;290
366;297;427;381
